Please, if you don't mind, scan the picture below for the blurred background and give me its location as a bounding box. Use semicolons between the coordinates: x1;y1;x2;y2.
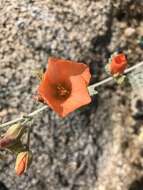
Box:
0;0;143;189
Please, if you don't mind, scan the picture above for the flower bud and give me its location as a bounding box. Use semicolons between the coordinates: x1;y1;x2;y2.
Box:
0;123;25;149
0;136;16;149
109;53;127;75
15;151;32;176
6;123;25;140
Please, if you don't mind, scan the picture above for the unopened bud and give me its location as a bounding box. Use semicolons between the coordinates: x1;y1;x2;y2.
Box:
0;136;16;149
109;53;127;75
0;123;25;149
15;150;32;176
6;123;25;140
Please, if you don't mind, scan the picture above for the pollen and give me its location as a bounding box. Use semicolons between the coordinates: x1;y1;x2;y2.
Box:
56;84;70;98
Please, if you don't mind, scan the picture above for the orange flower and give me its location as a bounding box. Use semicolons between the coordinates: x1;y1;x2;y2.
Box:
109;53;127;74
38;57;91;117
15;151;32;176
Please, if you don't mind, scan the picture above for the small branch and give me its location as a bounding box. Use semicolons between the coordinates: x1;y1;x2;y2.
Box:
88;61;143;94
0;105;48;129
0;61;143;129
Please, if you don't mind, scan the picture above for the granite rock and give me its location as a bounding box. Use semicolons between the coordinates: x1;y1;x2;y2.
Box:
0;0;143;190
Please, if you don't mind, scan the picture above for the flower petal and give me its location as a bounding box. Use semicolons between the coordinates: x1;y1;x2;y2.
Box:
60;76;91;117
46;57;91;84
38;78;64;114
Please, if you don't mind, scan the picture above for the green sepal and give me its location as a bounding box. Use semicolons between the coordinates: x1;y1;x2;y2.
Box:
7;140;26;155
113;74;126;85
32;69;44;81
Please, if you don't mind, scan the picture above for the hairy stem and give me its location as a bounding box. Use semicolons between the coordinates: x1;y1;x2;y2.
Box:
88;61;143;94
0;61;143;129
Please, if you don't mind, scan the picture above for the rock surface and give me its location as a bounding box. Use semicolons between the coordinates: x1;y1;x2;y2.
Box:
0;0;143;190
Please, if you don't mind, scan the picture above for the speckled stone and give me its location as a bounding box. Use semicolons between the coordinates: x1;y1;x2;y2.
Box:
0;0;143;190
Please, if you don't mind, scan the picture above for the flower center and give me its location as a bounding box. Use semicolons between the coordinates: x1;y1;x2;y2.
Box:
56;84;70;99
